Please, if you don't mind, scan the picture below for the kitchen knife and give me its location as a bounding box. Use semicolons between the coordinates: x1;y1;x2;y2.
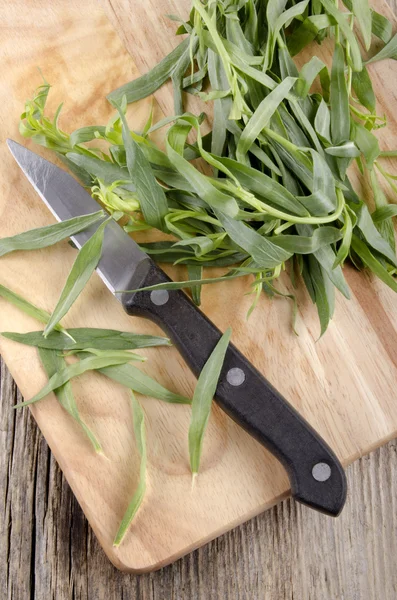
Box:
7;139;347;516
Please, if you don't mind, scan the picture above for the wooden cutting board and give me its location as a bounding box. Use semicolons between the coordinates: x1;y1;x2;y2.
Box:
0;0;397;573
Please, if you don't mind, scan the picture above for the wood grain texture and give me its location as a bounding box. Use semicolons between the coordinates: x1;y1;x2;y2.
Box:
2;356;397;599
0;0;397;576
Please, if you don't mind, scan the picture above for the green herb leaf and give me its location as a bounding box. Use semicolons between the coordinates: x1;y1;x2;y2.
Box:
305;255;331;337
98;363;190;404
70;126;106;146
118;271;247;294
271;226;342;254
314;99;331;143
333;207;353;268
370;169;396;253
66;153;132;187
319;0;362;71
166;122;239;217
215;211;292;269
189;327;231;475
366;33;397;64
0;284;57;328
372;205;397;223
2;328;170;351
355;203;397;267
107;37;191;105
116;107;169;231
39;348;103;453
325;142;360;158
352;0;372;51
15;353;134;408
351;235;397;292
44;219;109;336
187;264;203;305
113;391;147;546
371;10;393;43
330;43;350;145
352;122;380;166
236;77;296;163
351;67;376;113
0;211;105;257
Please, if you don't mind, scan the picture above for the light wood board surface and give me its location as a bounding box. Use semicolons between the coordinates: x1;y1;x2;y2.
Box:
2;365;397;599
0;0;396;573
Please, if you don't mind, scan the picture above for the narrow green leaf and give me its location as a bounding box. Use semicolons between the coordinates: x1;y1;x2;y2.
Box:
39;348;103;453
355;203;397;266
366;33;397;64
70;126;106;146
189;327;231;474
117;107;169;231
208;49;229;160
333;208;353;267
107;37;191;104
44;219;109;337
372;205;397;223
215;211;292;269
370;169;396;252
351;235;397;292
330;43;350;145
314;99;331;143
113;391;147;546
352;122;380;166
187;264;203;306
296;57;326;98
271;226;342;254
118;271;247;294
306;255;331;337
0;211;105;257
166;123;239;217
0;284;56;328
319;0;362;71
66;153;132;187
15;354;134;408
98;363;190;404
351;67;376;113
297;224;350;298
371;10;392;43
211;155;309;217
2;328;170;351
236;77;296;162
325;142;360;158
352;0;372;51
287;15;332;56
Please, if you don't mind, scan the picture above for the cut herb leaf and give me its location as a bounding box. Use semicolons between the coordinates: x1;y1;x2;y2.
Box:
113;391;147;546
116;107;169;231
0;211;105;257
98;363;191;404
39;348;103;453
2;328;170;351
44;219;110;336
189;327;231;475
14;353;135;408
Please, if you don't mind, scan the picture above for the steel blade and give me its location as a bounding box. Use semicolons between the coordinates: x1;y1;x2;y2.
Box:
7;140;149;295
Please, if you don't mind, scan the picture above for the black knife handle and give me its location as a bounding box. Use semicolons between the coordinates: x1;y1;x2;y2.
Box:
122;260;347;516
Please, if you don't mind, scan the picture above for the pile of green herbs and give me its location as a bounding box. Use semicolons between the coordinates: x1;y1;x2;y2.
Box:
20;0;397;335
5;0;397;544
0;214;230;545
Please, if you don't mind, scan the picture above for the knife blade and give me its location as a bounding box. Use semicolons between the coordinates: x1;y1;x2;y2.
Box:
7;139;347;516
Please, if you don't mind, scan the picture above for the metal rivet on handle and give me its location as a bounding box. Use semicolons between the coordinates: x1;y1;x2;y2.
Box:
312;462;331;482
226;367;246;387
150;290;169;306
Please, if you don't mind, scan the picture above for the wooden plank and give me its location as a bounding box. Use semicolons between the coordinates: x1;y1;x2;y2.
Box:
2;354;397;598
0;0;397;573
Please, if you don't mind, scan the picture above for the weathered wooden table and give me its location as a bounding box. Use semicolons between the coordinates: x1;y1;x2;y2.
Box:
1;0;397;597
